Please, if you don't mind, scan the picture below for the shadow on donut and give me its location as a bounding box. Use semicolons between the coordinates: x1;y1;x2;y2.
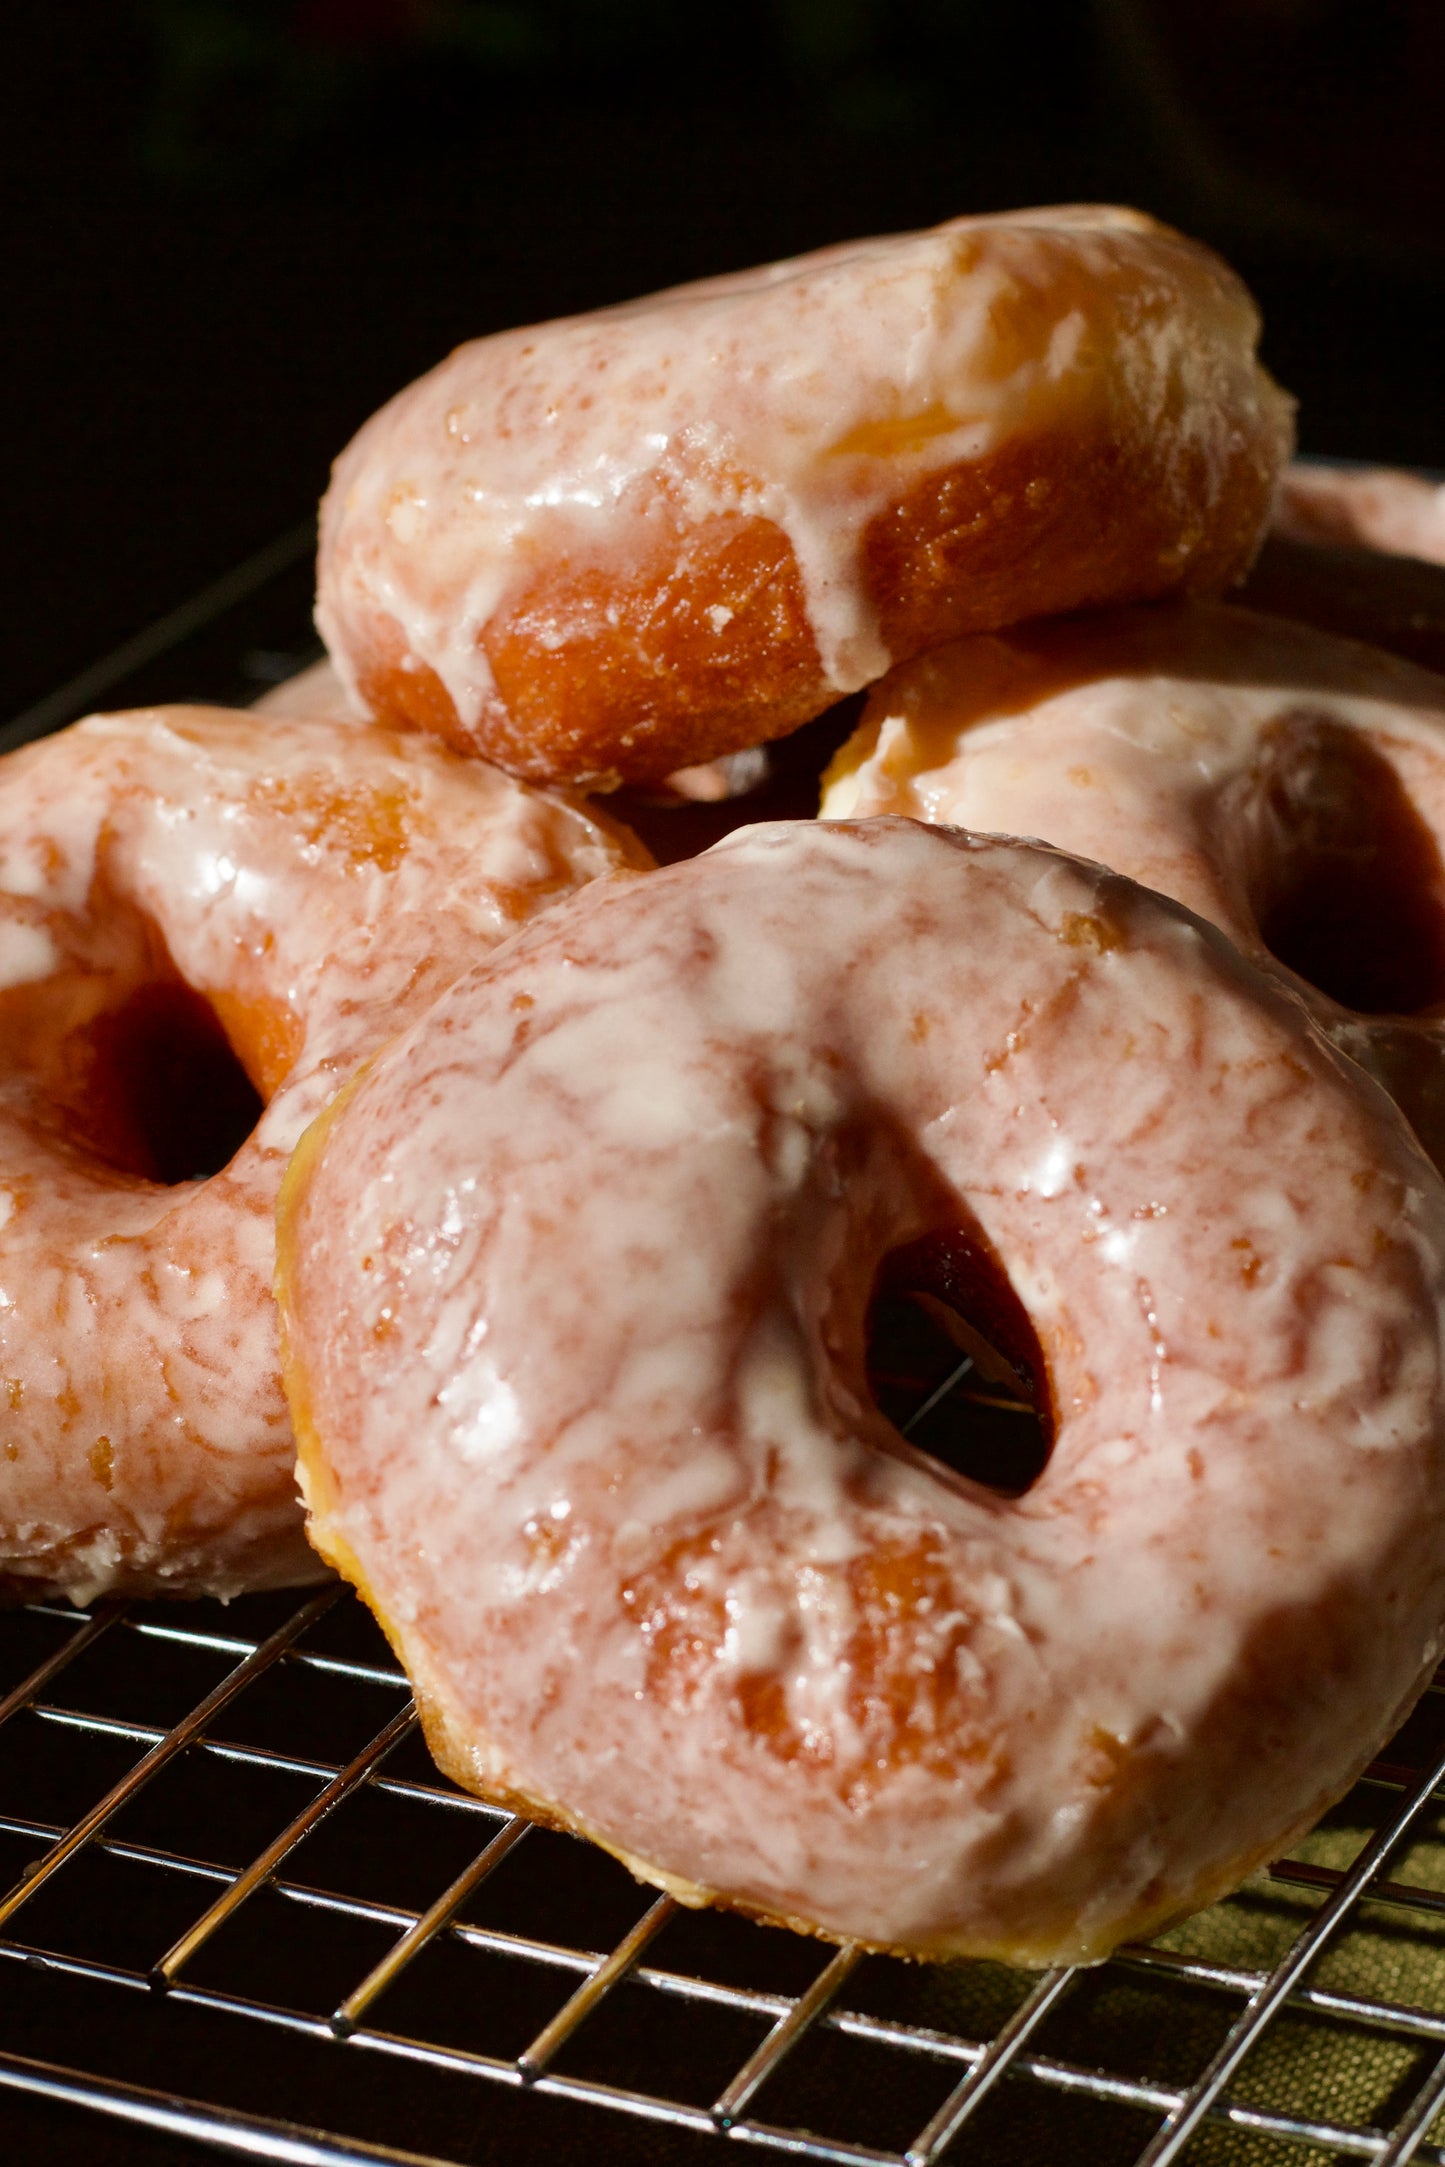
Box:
867;1223;1054;1499
605;696;866;865
56;976;263;1186
1223;709;1445;1017
1207;709;1445;1175
1241;533;1445;682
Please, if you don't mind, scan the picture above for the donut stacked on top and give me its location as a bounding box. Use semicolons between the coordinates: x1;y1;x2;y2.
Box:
317;204;1292;787
265;208;1445;1966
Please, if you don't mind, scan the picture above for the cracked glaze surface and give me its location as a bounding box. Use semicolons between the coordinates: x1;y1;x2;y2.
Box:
279;820;1445;1961
317;205;1290;786
0;706;643;1602
824;602;1445;1173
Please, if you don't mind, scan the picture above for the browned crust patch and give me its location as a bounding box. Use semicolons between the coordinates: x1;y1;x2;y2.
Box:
353;416;1280;790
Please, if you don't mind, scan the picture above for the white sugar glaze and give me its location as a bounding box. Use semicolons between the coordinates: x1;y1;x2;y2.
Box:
0;706;642;1602
280;821;1445;1962
824;602;1445;1172
318;205;1288;738
1277;462;1445;567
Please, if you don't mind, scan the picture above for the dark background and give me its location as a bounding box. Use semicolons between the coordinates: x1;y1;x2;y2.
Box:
5;0;1445;729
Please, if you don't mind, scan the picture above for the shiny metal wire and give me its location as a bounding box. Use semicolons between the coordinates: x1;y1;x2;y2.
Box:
4;1587;1445;2165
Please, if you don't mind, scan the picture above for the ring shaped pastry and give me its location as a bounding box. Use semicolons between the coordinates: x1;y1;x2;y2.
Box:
277;820;1445;1964
0;707;645;1603
823;604;1445;1171
318;205;1292;789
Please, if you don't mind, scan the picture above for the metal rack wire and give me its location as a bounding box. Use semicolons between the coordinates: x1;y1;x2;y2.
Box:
5;1585;1445;2164
8;494;1445;2162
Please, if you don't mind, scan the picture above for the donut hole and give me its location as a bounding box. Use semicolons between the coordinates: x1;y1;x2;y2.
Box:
79;979;265;1184
867;1230;1053;1496
1234;711;1445;1015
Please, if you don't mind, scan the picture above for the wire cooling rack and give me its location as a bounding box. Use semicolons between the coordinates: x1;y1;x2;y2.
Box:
8;491;1445;2165
7;1585;1445;2166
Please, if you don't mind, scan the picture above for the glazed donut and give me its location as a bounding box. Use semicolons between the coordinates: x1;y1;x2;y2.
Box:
276;820;1445;1964
1276;461;1445;567
0;707;645;1603
823;603;1445;1169
317;205;1292;790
